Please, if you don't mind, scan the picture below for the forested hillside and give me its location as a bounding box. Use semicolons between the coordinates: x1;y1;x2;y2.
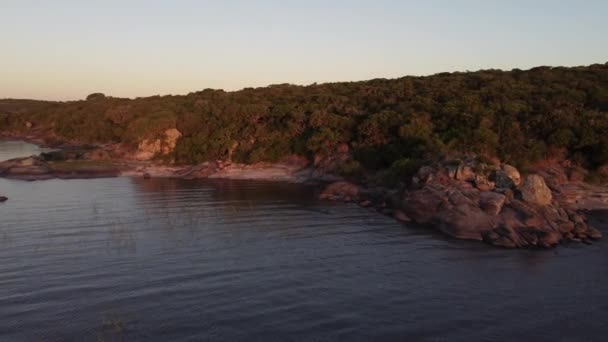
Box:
2;63;607;180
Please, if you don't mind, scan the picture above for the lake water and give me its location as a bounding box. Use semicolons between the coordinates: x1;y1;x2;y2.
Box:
1;141;607;341
0;139;55;162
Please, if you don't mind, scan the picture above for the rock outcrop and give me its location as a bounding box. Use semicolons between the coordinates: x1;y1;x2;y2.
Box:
520;174;552;205
318;155;604;248
399;158;602;248
0;155;120;180
319;181;360;202
134;128;182;161
534;160;608;210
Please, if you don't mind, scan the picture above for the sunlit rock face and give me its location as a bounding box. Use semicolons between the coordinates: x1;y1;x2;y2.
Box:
397;157;603;248
134;128;182;161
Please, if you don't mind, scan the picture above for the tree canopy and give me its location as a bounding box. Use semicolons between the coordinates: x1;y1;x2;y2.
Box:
2;63;607;178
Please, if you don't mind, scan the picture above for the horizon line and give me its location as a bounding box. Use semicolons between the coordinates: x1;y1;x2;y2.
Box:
3;61;606;103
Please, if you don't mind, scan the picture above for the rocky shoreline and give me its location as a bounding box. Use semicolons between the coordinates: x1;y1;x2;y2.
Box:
0;153;337;184
2;138;607;248
319;157;607;248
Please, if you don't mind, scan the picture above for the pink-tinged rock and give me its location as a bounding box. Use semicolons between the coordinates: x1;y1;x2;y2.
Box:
401;185;446;224
521;175;553;206
319;181;360;201
501;164;521;186
436;204;495;241
393;209;411;223
474;175;495;191
455;165;475;181
479;192;506;215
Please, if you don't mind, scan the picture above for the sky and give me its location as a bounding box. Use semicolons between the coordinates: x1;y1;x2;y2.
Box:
1;0;607;101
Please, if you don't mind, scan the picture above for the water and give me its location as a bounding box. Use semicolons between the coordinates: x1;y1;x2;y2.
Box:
0;140;55;162
1;142;607;341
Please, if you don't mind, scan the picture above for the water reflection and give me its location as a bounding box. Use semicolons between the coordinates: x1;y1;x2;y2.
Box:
0;140;55;161
0;176;607;341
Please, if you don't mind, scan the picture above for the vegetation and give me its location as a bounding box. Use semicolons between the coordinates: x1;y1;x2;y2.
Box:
1;63;607;181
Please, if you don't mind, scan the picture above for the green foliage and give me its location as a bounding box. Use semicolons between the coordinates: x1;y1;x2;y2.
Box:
372;158;424;186
548;128;575;148
1;63;608;175
336;160;364;178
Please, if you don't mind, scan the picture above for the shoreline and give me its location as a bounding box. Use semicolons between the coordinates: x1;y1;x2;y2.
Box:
2;137;608;249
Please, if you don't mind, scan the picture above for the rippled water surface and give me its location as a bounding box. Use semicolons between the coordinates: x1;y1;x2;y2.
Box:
1;142;607;341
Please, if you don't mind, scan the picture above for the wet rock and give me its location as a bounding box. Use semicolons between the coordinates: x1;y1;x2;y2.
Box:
521;175;553;206
393;209;411;223
588;226;603;240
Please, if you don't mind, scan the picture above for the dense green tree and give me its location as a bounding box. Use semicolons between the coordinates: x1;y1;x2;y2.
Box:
1;63;607;176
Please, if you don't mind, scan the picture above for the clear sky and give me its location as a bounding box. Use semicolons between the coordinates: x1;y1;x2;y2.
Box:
1;0;607;101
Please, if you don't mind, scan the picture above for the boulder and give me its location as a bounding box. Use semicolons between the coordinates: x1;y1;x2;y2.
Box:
501;164;521;186
521;175;553;206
